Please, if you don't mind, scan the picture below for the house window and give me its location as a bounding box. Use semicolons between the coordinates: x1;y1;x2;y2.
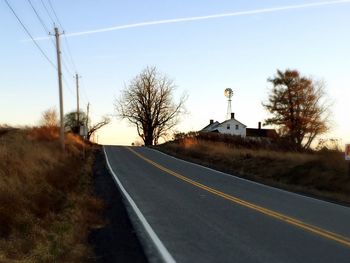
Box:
227;124;230;130
235;125;239;130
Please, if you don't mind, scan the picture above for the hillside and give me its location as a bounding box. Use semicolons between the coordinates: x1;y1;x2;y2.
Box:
156;132;350;205
0;127;103;262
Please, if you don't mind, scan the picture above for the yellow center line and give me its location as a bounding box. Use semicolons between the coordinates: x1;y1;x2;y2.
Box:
127;147;350;248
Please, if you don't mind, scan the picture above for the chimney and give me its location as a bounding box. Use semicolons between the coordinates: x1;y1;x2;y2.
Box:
231;113;235;119
258;122;262;129
210;119;214;125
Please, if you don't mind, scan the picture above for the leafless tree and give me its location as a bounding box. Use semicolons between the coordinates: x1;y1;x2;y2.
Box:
87;116;110;141
64;110;110;140
116;67;186;146
40;108;58;128
263;69;330;150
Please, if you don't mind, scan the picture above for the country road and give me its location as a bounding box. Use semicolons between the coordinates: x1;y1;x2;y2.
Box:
104;145;350;263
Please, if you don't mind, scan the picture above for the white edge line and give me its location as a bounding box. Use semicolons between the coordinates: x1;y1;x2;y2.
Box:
102;146;176;263
148;147;348;208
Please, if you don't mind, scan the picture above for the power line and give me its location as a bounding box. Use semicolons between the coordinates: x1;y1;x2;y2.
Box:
42;0;90;104
27;0;56;49
44;0;78;74
27;0;50;33
62;75;75;96
45;0;89;104
38;0;75;75
80;78;90;103
62;58;74;76
6;0;82;122
27;0;76;83
4;0;57;70
63;35;77;72
47;0;64;29
39;0;55;24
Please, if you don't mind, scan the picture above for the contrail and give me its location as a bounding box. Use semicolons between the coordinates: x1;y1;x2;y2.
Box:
34;0;350;40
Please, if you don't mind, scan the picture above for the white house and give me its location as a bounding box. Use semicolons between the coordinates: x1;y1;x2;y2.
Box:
201;113;247;137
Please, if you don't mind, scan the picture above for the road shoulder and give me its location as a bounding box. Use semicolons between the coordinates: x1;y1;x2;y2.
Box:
88;148;148;263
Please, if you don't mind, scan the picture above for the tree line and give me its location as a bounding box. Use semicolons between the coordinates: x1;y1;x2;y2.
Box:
40;108;110;141
116;67;330;150
41;66;331;150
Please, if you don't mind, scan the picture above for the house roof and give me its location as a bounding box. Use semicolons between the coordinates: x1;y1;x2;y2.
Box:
220;118;247;128
201;121;220;132
201;117;247;132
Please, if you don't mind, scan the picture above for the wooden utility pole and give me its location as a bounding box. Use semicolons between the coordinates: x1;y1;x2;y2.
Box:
86;102;90;128
345;144;350;178
75;73;80;128
54;27;65;151
86;102;90;141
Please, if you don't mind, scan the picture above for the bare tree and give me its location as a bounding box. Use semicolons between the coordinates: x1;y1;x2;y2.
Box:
116;66;186;146
263;69;330;150
40;108;58;128
64;111;110;140
87;116;110;141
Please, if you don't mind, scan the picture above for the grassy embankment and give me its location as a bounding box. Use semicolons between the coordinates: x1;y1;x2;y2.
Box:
156;132;350;204
0;126;103;262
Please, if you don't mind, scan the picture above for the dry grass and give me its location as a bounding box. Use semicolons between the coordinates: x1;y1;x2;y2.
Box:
158;135;350;204
0;127;103;262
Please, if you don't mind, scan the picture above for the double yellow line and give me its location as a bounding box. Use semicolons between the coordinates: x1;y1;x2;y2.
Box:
127;147;350;248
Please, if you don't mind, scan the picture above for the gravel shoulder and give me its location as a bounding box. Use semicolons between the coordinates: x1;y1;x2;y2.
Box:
89;148;148;263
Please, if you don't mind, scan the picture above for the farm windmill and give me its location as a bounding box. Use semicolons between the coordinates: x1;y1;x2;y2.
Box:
224;88;233;120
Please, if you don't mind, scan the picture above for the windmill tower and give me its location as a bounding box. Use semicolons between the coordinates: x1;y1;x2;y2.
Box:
224;88;233;120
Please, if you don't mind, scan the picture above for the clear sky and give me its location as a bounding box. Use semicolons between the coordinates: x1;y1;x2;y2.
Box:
1;0;349;146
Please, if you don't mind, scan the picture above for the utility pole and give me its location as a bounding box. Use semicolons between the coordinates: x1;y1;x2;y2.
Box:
54;27;65;151
75;73;80;128
86;102;90;128
86;102;90;140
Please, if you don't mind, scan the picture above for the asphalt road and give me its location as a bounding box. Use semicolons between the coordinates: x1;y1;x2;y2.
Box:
104;146;350;263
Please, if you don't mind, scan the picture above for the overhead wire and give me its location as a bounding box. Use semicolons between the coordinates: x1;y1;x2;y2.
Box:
62;75;76;96
63;35;77;72
47;0;64;29
49;0;92;104
39;0;79;97
45;0;80;76
26;0;56;50
5;0;82;110
46;0;78;72
3;0;57;70
39;0;55;25
41;0;90;108
28;0;75;96
42;0;90;107
80;77;90;104
61;58;74;76
36;0;76;76
27;0;50;33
